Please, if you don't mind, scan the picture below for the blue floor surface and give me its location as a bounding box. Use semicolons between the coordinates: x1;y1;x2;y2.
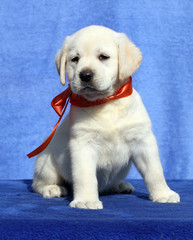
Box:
0;180;192;239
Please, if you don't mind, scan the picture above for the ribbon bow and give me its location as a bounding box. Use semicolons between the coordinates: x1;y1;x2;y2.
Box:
27;77;132;158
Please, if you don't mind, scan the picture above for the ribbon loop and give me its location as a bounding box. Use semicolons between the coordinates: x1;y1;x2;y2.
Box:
51;86;71;116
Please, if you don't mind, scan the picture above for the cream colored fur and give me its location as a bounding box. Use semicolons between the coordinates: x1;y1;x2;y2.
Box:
33;26;180;209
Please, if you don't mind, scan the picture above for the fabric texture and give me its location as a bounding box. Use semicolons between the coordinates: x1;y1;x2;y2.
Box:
0;0;193;180
0;180;192;240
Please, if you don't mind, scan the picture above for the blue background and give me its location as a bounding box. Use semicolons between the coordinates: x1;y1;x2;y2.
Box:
0;0;193;180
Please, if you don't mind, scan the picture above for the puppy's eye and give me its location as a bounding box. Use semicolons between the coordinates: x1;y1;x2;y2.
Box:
99;54;110;61
71;56;79;63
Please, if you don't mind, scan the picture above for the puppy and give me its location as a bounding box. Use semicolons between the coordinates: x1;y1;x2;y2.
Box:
32;25;180;209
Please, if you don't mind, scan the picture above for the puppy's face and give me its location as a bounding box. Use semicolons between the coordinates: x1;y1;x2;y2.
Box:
66;28;119;100
56;26;142;101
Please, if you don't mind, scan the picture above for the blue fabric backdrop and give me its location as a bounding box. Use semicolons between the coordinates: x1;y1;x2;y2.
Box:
0;0;193;180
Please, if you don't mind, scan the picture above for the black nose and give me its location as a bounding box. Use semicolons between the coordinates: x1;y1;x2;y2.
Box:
79;69;93;82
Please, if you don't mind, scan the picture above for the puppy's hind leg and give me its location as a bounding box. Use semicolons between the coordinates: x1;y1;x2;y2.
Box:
32;151;68;199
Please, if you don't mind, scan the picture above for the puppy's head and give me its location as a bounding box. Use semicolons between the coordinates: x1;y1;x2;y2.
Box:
55;26;142;101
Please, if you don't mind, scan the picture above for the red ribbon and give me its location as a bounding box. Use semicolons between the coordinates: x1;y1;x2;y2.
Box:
27;77;132;158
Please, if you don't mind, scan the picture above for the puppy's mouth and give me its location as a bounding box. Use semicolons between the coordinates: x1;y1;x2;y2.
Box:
79;85;111;100
83;86;98;92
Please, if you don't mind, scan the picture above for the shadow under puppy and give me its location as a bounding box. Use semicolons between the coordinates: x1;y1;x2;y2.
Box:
32;25;180;209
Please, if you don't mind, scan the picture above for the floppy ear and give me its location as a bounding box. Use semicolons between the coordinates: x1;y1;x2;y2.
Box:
55;47;66;86
117;33;142;81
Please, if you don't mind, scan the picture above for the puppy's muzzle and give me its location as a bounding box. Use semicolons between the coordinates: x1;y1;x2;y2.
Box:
79;69;94;83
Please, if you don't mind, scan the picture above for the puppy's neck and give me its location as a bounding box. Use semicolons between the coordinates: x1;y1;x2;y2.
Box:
70;77;133;107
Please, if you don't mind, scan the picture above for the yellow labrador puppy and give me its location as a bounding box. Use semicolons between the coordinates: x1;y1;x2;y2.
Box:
32;26;180;209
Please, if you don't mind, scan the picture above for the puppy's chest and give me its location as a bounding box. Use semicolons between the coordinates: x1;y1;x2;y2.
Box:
90;112;133;164
96;126;131;163
74;103;138;149
93;103;131;131
71;101;143;163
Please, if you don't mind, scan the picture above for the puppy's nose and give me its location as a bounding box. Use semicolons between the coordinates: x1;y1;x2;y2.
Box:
79;69;93;82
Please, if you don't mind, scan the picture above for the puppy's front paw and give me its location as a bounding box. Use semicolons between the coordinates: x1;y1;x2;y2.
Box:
150;190;180;203
70;200;103;209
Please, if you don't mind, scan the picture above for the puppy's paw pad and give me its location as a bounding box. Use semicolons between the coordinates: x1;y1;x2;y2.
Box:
70;200;103;209
151;190;180;203
42;185;68;199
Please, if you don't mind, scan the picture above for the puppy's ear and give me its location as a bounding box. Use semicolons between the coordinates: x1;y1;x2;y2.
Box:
117;33;142;81
55;48;66;86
